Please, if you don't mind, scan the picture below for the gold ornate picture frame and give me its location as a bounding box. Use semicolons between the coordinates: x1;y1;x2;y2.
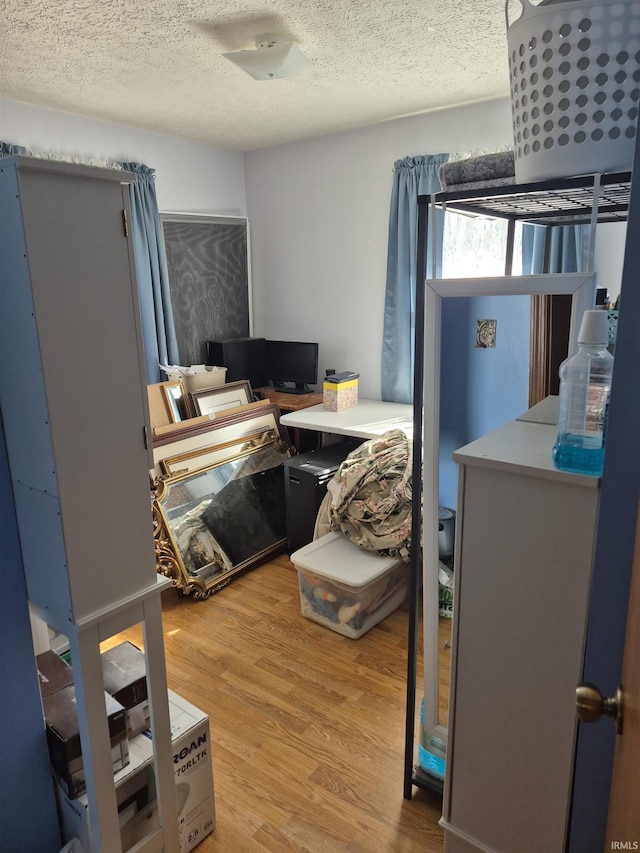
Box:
151;402;290;477
152;431;293;598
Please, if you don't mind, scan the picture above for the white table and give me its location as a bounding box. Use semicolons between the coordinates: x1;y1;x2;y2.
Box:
280;398;414;440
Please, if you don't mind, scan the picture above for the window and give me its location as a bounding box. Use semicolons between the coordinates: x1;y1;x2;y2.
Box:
441;212;523;278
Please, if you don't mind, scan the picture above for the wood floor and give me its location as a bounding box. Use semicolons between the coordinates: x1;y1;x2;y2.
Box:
108;553;447;852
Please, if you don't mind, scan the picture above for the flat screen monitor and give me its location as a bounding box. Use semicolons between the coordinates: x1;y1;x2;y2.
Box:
265;340;319;394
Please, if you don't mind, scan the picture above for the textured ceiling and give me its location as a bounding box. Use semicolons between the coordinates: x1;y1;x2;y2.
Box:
1;0;512;151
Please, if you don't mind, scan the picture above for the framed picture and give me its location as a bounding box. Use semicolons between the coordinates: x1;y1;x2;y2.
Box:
151;402;292;478
160;427;284;477
161;381;190;423
152;435;292;598
190;380;253;418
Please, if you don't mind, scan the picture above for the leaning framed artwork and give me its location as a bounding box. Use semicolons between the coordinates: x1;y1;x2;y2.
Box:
162;381;191;423
190;380;253;418
160;426;284;477
152;433;293;597
151;402;291;477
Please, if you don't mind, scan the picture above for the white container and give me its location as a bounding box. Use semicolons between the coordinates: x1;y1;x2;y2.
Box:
182;367;227;393
506;0;640;183
291;532;409;639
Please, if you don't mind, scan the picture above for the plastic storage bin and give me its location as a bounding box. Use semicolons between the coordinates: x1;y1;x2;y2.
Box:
290;532;409;638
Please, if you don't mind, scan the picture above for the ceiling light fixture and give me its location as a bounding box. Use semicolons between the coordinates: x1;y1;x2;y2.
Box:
222;34;314;81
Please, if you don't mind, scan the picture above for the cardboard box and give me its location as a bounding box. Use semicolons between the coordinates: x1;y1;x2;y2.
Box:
36;649;74;697
291;532;409;639
101;641;150;737
43;685;129;799
323;371;359;411
56;689;215;852
55;736;158;851
160;690;216;852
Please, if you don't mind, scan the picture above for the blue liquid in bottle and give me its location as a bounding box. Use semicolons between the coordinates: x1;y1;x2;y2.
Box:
418;696;446;780
552;433;605;476
552;311;613;478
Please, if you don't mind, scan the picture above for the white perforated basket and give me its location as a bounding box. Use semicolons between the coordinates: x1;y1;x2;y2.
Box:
507;0;640;182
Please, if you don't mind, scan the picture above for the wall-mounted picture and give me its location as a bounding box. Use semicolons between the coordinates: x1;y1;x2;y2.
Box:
190;380;253;418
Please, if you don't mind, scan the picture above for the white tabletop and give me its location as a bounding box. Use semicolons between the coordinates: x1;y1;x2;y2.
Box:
280;399;414;440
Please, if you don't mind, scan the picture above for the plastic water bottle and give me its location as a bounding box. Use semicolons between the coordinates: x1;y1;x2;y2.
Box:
418;696;446;780
552;309;613;477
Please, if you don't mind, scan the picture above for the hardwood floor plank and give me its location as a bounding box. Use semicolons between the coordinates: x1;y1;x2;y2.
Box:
109;555;445;851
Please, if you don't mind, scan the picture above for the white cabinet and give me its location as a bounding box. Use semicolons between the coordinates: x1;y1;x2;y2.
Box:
0;157;179;852
0;157;155;625
441;417;600;853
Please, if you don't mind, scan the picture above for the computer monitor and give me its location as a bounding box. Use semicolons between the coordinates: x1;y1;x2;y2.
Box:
265;340;319;394
206;337;267;388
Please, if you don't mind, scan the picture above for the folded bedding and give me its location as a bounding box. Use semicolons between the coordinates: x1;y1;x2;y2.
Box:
438;151;515;191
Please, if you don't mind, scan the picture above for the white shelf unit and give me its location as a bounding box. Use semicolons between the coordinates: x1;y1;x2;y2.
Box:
0;156;179;852
442;418;600;852
403;172;631;801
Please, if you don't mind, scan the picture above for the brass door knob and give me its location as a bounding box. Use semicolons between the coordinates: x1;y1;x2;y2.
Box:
575;683;623;734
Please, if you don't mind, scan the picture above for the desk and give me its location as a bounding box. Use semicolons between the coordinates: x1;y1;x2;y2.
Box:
255;387;324;452
280;399;414;441
256;387;323;412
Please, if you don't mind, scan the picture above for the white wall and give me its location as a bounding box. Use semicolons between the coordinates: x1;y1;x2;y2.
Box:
0;97;246;214
244;98;515;399
3;94;625;400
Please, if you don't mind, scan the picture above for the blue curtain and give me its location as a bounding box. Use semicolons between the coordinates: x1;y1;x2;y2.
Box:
119;162;179;383
381;154;449;403
521;222;590;274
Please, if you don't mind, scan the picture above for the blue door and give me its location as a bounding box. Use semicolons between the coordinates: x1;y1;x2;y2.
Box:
567;133;640;851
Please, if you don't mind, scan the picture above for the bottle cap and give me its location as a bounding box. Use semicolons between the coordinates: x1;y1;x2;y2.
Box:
578;309;609;345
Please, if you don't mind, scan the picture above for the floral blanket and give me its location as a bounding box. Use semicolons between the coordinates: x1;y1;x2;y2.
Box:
315;429;413;562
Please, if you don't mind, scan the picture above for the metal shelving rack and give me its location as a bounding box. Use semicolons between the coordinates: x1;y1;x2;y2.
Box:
403;169;632;800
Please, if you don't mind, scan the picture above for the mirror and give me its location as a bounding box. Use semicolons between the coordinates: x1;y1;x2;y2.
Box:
422;272;597;751
152;435;293;598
